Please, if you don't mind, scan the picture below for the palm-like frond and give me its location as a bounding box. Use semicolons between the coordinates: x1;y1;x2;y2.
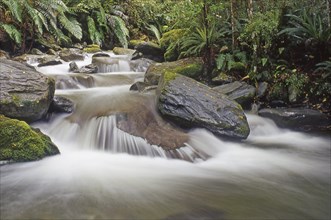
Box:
147;24;161;44
0;23;22;44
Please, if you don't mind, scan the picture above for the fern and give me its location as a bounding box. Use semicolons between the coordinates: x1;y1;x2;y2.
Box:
147;24;161;44
109;15;129;48
1;0;22;22
0;23;22;45
58;14;82;40
87;16;102;45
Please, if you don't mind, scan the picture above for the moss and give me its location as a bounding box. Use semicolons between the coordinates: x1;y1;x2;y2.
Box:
174;63;203;79
160;29;186;50
0;115;60;162
83;44;101;53
163;71;177;84
129;40;145;48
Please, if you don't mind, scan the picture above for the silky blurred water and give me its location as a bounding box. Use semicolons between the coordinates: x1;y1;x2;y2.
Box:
1;54;330;220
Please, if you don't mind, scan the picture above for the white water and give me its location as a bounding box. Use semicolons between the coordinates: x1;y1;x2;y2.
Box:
1;54;330;220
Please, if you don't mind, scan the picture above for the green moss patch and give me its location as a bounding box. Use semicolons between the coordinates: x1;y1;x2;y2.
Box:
0;115;60;162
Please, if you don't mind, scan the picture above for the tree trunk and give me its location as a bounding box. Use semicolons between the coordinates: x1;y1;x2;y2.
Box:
247;0;253;19
327;0;331;28
230;0;238;51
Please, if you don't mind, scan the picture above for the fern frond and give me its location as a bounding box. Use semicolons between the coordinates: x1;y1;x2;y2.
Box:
87;16;102;45
147;24;161;44
0;23;22;45
109;15;129;48
1;0;22;22
58;14;82;40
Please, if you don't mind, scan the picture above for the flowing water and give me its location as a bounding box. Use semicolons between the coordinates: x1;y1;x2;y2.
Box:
1;53;330;220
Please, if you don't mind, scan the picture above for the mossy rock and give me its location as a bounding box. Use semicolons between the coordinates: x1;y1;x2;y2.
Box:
144;57;204;85
0;115;60;162
160;29;186;61
129;40;146;48
83;44;101;53
113;47;136;56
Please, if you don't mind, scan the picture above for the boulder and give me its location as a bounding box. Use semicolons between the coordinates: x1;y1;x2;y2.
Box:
113;47;136;56
157;72;250;139
134;41;164;62
213;81;256;109
145;57;204;85
92;53;110;58
211;72;235;85
37;55;62;67
0;59;55;122
71;64;98;74
69;61;79;72
258;108;331;131
30;48;44;55
59;48;85;62
49;96;75;113
257;82;268;98
160;29;186;61
0;115;60;162
83;44;101;53
0;49;10;59
130;81;149;92
129;39;146;49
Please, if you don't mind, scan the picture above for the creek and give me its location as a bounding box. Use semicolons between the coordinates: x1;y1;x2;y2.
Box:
0;53;330;220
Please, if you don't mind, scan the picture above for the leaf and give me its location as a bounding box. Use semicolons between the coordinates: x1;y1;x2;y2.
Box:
109;15;129;48
58;14;82;40
261;58;268;67
0;23;22;45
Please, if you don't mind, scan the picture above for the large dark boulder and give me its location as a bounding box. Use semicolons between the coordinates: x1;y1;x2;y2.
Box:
134;41;164;62
213;81;256;109
0;59;55;122
258;108;331;131
0;115;60;162
144;57;204;86
49;96;75;113
157;72;250;140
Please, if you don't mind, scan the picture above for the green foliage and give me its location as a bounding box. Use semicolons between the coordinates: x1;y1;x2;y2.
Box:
109;15;129;48
216;50;247;73
0;23;22;44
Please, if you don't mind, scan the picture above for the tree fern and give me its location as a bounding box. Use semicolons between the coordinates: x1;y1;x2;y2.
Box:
108;15;129;48
147;24;161;44
0;23;22;45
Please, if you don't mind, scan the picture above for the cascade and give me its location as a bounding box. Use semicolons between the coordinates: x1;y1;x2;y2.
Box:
1;52;330;220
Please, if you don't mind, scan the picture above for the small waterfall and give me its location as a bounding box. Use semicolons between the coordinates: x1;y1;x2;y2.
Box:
38;114;206;162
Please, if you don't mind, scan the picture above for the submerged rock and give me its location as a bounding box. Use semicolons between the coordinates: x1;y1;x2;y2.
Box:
213;81;256;109
0;59;55;122
258;108;331;131
49;96;75;113
144;57;204;85
0;115;60;162
157;72;250;140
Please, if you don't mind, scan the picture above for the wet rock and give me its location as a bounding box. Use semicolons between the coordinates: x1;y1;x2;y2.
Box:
69;61;79;72
257;82;268;98
0;115;60;162
212;72;235;85
134;41;164;62
76;64;98;74
213;81;256;109
50;96;74;113
83;44;101;53
157;72;250;140
258;108;331;131
0;50;10;59
0;59;55;123
116;96;189;150
130;81;148;92
37;56;62;67
59;48;85;62
113;47;136;56
130;58;155;72
145;57;203;85
92;53;110;58
46;48;57;55
30;48;44;55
